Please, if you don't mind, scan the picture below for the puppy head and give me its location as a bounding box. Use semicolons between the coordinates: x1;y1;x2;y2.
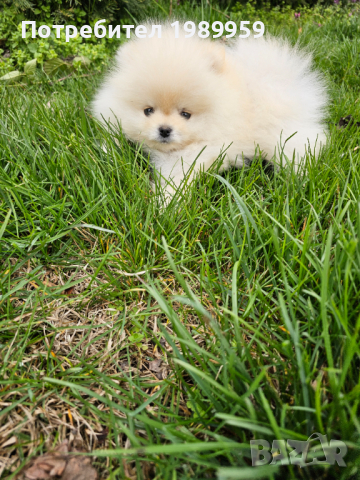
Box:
125;81;214;152
104;28;227;152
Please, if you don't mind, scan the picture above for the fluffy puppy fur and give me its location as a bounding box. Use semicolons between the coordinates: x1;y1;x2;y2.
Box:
92;24;328;198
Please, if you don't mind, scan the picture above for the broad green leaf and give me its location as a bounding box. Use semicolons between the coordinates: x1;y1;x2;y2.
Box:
43;57;67;76
24;59;37;75
73;56;91;66
0;71;23;81
28;43;38;54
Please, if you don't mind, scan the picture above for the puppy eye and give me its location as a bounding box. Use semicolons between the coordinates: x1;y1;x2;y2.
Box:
180;111;191;119
144;108;154;116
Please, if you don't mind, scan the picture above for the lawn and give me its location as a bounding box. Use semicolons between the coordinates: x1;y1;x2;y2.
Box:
1;1;360;479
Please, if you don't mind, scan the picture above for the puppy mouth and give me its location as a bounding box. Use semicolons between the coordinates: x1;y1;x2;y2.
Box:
158;137;172;144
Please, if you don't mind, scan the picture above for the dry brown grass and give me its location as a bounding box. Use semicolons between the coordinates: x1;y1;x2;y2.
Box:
0;259;209;479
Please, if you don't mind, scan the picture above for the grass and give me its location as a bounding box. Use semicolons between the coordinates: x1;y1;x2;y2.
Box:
1;1;360;479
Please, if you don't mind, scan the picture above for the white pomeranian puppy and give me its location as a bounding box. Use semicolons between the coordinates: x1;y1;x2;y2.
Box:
92;24;328;199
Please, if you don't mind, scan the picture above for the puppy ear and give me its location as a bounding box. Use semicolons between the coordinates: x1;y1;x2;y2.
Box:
208;44;226;73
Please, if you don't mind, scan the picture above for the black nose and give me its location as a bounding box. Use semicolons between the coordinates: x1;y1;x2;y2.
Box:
159;126;172;138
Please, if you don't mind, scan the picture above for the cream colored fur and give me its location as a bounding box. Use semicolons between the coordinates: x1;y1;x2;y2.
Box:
92;25;328;198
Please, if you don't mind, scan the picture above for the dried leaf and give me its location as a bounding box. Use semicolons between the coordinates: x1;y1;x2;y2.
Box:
17;440;97;480
148;359;163;372
64;286;76;297
95;427;108;443
61;456;97;480
119;359;130;370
